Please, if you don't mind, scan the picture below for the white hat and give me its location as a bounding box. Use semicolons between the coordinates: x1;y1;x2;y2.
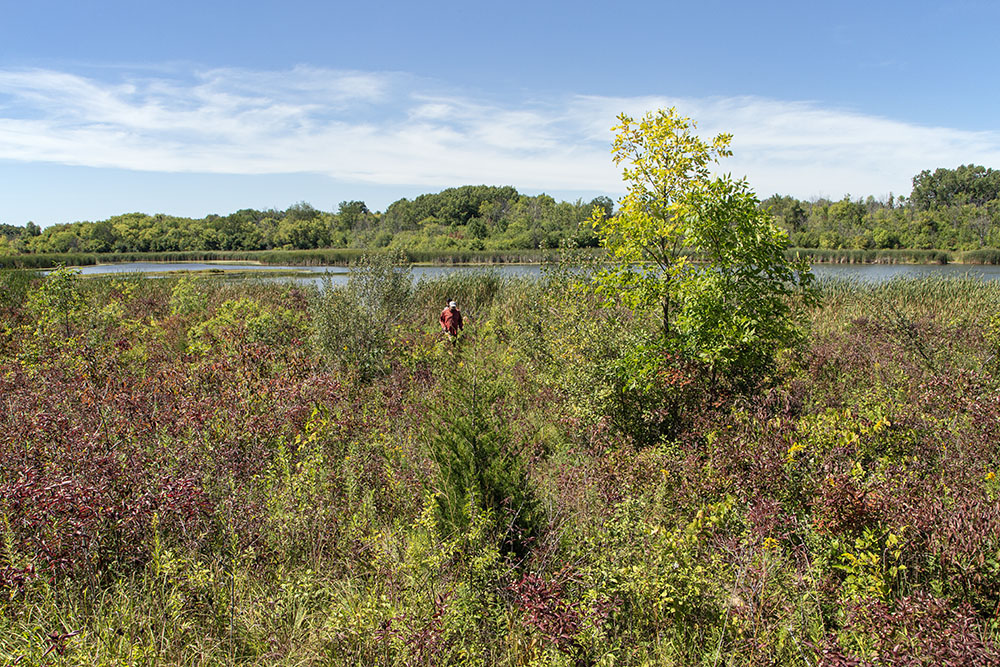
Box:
448;301;457;308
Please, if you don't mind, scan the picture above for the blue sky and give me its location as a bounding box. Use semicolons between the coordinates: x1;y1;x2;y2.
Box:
2;0;999;227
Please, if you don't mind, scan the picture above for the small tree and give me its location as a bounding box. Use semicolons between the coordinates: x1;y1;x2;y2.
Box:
591;108;814;382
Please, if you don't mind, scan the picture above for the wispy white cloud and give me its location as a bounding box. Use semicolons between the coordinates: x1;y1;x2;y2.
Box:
2;65;999;200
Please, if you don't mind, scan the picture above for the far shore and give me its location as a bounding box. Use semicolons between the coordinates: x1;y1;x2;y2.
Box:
4;246;1000;271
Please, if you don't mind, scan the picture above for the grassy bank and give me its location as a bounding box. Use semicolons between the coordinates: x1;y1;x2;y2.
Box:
2;268;1000;664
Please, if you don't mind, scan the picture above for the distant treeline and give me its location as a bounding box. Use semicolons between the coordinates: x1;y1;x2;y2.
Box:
765;164;1000;251
0;186;609;256
3;166;1000;260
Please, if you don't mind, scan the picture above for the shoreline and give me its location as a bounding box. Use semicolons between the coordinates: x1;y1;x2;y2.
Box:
4;247;1000;270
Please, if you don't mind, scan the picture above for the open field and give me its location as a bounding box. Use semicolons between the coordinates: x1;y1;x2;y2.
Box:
2;267;1000;664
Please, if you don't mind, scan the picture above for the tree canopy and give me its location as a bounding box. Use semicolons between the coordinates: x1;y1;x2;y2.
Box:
4;163;1000;257
2;187;609;256
591;108;814;379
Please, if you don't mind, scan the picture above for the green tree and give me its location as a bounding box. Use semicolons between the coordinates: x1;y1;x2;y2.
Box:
762;194;806;233
911;165;1000;210
829;197;866;237
336;200;370;231
0;223;25;240
591;108;814;379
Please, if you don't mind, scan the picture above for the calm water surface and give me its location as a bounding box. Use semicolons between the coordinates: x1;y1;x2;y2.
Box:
68;262;542;289
808;263;1000;282
67;261;1000;287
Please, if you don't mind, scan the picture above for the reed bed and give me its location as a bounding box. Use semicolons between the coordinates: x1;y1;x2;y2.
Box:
960;248;1000;264
9;246;1000;270
788;247;954;264
0;248;566;270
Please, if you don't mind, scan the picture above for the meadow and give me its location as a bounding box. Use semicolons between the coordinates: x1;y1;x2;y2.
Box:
2;263;1000;665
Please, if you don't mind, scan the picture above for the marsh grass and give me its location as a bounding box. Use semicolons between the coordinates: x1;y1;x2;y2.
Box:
0;248;563;270
789;247;953;264
961;248;1000;264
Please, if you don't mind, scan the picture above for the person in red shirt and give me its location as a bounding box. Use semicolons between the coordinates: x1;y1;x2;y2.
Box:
439;300;463;342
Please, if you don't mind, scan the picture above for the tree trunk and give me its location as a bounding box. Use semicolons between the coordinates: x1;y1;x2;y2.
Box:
662;295;671;339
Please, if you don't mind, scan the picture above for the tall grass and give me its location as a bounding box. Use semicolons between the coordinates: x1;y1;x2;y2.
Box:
0;267;42;302
961;248;1000;264
0;248;567;270
816;274;1000;312
411;270;534;320
788;247;954;264
9;246;993;270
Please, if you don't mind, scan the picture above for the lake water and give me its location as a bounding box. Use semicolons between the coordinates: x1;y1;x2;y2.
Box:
65;261;1000;287
808;263;1000;282
67;262;541;289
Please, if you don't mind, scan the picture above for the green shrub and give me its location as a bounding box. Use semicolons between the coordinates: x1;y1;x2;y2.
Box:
311;251;412;380
25;265;85;343
188;297;307;354
603;339;706;447
168;275;208;317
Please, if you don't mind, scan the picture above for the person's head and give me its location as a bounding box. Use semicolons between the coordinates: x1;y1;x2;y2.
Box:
448;301;457;310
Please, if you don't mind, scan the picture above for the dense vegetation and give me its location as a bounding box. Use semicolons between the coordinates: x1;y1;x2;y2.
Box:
2;164;1000;260
2;263;1000;664
765;164;1000;251
0;189;608;256
0;248;565;271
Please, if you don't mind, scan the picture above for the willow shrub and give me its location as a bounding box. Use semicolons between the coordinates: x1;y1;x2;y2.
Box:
311;251;411;381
